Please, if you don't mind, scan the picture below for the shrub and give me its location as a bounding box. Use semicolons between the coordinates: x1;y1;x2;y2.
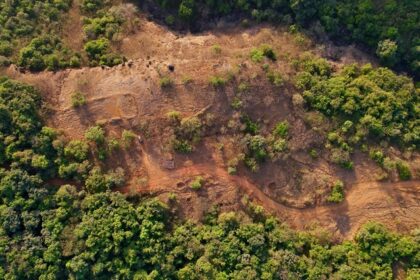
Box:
241;115;259;135
173;139;193;153
267;71;284;86
107;138;120;152
71;92;87;107
212;44;222;54
369;149;384;166
238;82;249;93
121;130;136;148
179;117;201;140
273;121;289;138
396;161;411;181
250;44;277;62
18;35;76;71
64;140;89;162
85;126;105;145
260;44;277;61
166;111;181;122
160;76;173;88
84;38;123;66
209;76;226;88
309;149;318;158
327;180;344;203
227;166;237;175
190;176;204;190
250;48;264;63
376;39;398;66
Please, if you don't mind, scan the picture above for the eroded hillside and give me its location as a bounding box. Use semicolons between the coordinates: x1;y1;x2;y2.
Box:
3;15;419;239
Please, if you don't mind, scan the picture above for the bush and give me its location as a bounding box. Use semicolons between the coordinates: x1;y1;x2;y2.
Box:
250;44;277;63
18;35;76;71
71;92;87;108
160;76;173;88
84;38;123;66
327;180;344;203
173;139;193;153
85;126;105;145
212;44;222;54
396;161;411;181
209;76;227;88
64;140;89;162
190;176;204;190
267;71;284;86
273;121;289;138
121;130;136;148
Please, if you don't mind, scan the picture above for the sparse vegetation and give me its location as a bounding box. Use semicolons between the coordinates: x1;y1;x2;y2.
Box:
327;180;345;203
160;76;174;88
396;161;412;181
209;75;227;88
250;44;277;63
121;129;136;148
190;176;204;190
71;92;87;108
211;44;222;55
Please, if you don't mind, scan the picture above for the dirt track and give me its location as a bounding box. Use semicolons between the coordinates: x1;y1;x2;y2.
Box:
136;144;420;238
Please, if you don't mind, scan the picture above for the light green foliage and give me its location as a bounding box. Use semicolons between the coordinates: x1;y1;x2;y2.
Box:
212;44;222;54
121;129;137;148
250;44;277;63
376;39;398;66
190;176;204;190
171;116;202;153
273;121;289;138
85;126;105;145
83;11;123;40
71;92;87;108
209;76;227;88
64;140;89;162
267;71;284;86
160;76;173;88
327;180;344;203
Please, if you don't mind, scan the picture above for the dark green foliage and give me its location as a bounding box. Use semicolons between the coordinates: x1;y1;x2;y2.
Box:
327;180;345;203
84;38;124;66
0;0;72;63
18;35;80;71
149;0;419;75
296;56;419;167
273;121;289;138
80;0;125;67
83;11;123;40
171;116;202;153
1;68;419;280
85;126;105;145
396;161;412;181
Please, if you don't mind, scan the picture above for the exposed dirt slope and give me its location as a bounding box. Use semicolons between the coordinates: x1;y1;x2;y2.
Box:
2;18;419;238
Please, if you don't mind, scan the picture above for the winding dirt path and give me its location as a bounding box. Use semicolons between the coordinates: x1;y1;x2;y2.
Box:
137;147;420;238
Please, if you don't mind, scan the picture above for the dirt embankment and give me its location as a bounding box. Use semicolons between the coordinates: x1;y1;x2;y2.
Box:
2;18;419;239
